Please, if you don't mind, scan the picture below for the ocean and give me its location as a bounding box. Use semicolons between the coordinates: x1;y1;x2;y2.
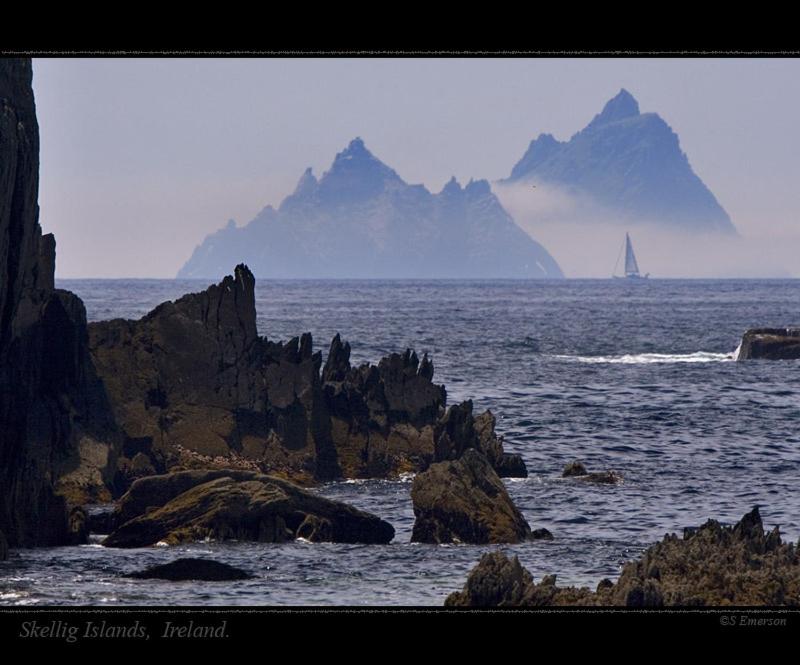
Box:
2;278;799;605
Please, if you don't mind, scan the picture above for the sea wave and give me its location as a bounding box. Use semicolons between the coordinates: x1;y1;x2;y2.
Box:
552;351;735;365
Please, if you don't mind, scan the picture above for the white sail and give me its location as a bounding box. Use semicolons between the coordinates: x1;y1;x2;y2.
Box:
624;233;640;276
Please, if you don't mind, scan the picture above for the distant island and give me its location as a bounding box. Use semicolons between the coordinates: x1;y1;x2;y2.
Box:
502;89;736;234
178;138;563;279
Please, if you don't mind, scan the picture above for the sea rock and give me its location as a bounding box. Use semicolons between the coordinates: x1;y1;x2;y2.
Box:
0;58;119;547
445;551;534;607
433;402;527;477
125;558;252;581
531;528;554;540
737;328;800;360
446;507;800;606
0;530;8;560
562;461;622;484
103;469;395;548
410;449;531;544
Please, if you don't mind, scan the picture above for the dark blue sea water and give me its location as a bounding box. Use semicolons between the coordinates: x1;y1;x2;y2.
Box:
2;279;799;606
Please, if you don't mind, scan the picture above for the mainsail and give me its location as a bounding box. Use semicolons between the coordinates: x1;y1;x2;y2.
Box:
624;233;640;277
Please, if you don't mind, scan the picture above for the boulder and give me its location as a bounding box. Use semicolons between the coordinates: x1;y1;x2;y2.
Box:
103;469;395;548
125;558;252;581
737;328;800;360
410;449;531;544
446;507;800;606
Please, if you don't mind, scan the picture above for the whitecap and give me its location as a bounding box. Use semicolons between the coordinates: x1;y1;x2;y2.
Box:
552;351;734;365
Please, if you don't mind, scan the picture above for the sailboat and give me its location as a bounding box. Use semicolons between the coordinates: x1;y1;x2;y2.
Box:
613;233;649;279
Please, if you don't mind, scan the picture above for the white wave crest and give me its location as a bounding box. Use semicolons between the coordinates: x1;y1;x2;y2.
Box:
553;351;735;365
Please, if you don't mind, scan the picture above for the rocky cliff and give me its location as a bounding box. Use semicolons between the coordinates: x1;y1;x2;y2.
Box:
0;58;118;547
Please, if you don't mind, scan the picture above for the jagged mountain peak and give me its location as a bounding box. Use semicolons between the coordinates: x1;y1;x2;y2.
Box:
586;88;640;130
315;137;405;203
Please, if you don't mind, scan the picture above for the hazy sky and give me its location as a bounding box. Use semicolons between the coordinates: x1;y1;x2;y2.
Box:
33;57;800;278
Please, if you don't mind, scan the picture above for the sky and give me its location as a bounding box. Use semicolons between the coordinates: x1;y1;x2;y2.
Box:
32;57;800;278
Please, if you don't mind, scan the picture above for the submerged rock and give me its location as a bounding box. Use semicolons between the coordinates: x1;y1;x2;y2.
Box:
562;461;623;484
737;328;800;360
410;449;531;544
125;558;252;581
103;469;395;548
446;507;800;606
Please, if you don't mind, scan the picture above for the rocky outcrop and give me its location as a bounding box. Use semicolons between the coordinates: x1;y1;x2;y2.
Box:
0;59;118;548
446;508;800;606
103;469;395;548
88;274;525;488
434;402;527;478
737;328;800;360
562;461;623;484
410;449;531;544
125;558;252;581
89;266;338;489
322;340;445;478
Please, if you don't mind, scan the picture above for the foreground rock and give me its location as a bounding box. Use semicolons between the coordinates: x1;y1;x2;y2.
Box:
446;508;800;606
125;558;252;581
411;450;531;544
88;271;525;490
562;461;623;485
737;328;800;360
0;58;116;547
103;470;395;548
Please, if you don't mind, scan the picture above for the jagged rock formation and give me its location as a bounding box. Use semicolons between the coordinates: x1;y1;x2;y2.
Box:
88;267;526;488
504;89;735;234
0;58;118;548
89;264;337;488
410;449;531;544
737;328;800;360
103;469;395;547
446;508;800;606
178;137;563;279
125;558;253;581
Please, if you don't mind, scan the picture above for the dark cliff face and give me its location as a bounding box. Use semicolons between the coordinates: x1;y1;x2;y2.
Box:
0;59;117;547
